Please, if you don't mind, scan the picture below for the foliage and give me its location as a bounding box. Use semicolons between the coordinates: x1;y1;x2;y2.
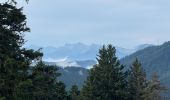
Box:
31;61;67;100
81;45;128;100
69;85;80;100
143;73;167;100
128;59;168;100
2;0;29;5
128;59;147;100
0;1;42;99
0;0;68;100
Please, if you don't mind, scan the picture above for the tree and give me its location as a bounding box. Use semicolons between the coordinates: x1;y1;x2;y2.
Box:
143;73;167;100
4;0;29;5
128;59;147;100
0;0;69;100
69;85;80;100
0;1;41;99
31;61;67;100
82;45;128;100
0;3;40;100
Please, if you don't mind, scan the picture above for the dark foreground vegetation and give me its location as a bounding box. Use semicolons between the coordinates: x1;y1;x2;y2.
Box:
0;0;169;100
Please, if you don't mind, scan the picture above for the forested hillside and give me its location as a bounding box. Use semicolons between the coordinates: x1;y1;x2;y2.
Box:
59;67;88;89
121;41;170;88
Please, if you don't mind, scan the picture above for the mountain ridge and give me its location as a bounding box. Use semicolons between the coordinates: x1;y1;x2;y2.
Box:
28;43;152;62
121;41;170;89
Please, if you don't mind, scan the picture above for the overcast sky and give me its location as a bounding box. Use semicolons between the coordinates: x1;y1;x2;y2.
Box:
14;0;170;48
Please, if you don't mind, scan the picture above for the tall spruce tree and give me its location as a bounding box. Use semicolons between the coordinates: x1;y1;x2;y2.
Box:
82;45;128;100
128;59;147;100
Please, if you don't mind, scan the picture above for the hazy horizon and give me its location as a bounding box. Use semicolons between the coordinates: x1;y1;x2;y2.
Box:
25;41;167;49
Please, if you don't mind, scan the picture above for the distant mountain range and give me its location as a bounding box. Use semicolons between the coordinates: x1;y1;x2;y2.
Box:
28;43;153;60
28;43;152;68
28;43;156;89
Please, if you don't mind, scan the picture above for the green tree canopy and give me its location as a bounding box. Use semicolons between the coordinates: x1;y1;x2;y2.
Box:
143;73;167;100
128;59;147;100
0;2;42;99
0;0;70;99
69;85;80;100
31;61;67;100
82;44;128;100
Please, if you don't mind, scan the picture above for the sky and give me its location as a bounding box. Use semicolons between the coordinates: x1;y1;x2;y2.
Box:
10;0;170;48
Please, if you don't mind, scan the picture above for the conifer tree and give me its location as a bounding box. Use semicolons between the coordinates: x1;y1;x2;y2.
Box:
82;45;128;100
0;1;43;99
31;61;67;100
69;85;80;100
0;0;69;100
128;59;147;100
143;73;167;100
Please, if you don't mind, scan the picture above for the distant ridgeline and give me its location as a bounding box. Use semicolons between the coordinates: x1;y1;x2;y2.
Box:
45;42;170;91
28;43;152;61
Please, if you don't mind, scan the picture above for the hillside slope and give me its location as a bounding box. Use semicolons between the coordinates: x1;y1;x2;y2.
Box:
58;67;88;89
121;41;170;88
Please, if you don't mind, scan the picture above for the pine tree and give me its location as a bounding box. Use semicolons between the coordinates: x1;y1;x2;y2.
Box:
69;85;80;100
143;73;167;100
82;45;128;100
0;0;69;100
0;1;41;99
31;61;68;100
0;0;66;100
128;59;147;100
6;0;29;4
